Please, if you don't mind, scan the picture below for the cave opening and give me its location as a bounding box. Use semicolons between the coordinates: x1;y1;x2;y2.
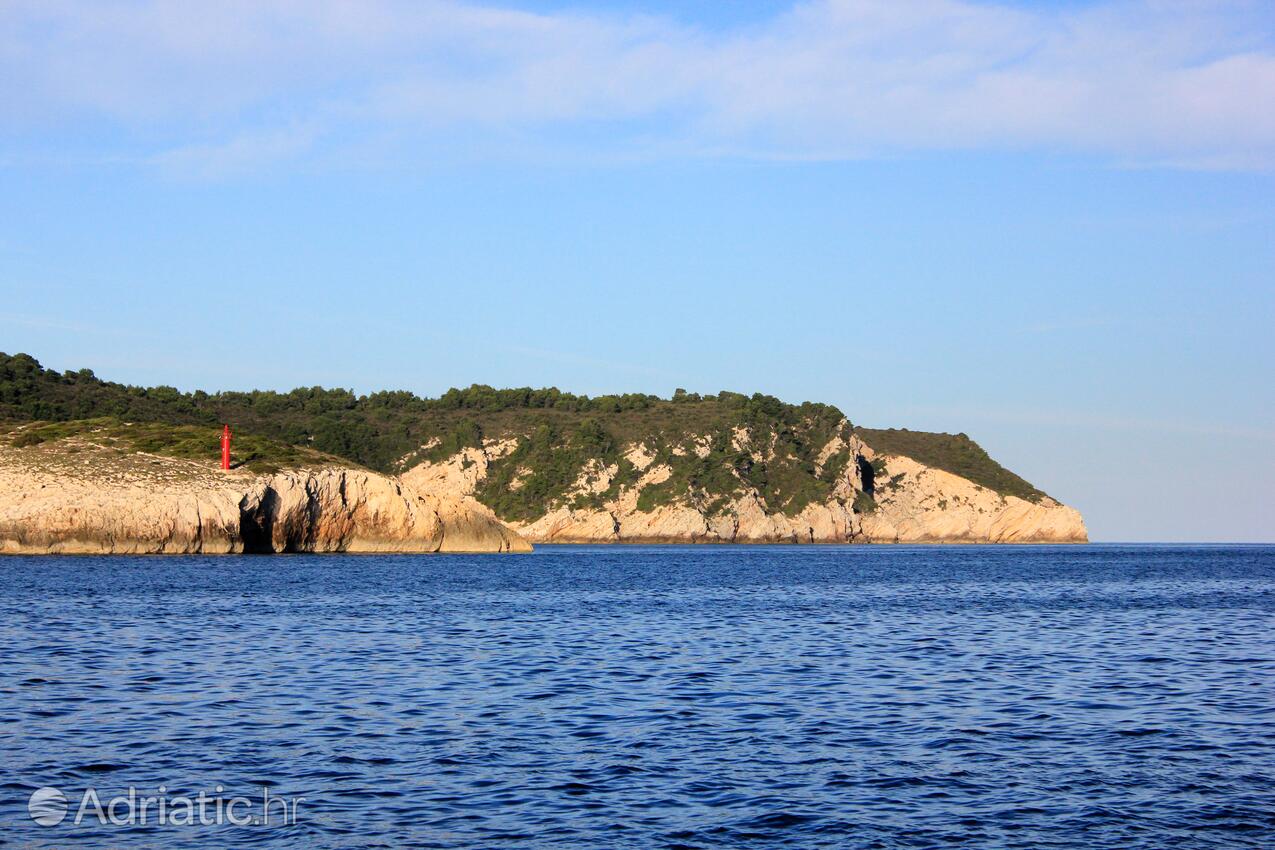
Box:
238;494;275;554
857;456;876;496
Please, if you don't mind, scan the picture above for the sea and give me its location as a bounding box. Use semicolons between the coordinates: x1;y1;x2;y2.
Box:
1;544;1272;848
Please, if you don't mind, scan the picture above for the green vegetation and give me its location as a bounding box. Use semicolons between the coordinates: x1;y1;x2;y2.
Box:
1;351;1050;517
3;417;340;474
478;419;635;521
854;427;1048;503
473;397;851;522
4;351;836;474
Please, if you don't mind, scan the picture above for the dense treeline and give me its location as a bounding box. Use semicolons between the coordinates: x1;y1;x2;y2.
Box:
1;352;1047;507
0;352;843;474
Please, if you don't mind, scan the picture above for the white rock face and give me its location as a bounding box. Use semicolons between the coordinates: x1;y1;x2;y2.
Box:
405;430;1088;545
1;420;1084;553
858;454;1087;543
0;441;530;555
238;468;528;553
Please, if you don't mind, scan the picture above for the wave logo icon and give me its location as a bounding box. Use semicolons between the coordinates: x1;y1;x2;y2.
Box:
28;787;68;826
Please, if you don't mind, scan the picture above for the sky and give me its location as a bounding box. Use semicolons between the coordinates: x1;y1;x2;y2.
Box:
1;0;1272;542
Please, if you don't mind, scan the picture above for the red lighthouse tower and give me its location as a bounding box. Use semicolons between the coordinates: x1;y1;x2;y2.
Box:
221;424;232;471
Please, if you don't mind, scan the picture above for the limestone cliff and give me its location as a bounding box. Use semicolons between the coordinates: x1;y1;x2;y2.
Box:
403;428;1087;545
0;436;530;555
0;355;1087;547
854;450;1086;543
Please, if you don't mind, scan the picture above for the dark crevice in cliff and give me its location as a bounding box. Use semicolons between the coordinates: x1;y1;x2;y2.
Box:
239;490;276;554
857;456;876;496
299;480;321;553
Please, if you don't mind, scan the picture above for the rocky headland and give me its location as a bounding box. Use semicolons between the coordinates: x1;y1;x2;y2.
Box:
0;432;529;554
404;430;1086;545
0;352;1086;552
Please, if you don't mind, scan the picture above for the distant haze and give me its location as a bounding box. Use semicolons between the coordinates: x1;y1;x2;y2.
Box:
1;0;1271;541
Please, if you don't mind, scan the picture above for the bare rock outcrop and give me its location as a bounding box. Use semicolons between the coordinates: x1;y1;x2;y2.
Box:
855;452;1086;543
0;441;530;555
0;414;1083;552
237;469;528;553
405;430;1087;545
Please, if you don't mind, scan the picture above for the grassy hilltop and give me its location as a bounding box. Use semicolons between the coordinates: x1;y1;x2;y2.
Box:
2;417;339;475
1;352;1048;518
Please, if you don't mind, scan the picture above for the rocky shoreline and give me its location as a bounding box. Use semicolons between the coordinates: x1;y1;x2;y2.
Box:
406;431;1087;546
0;439;529;555
1;423;1085;554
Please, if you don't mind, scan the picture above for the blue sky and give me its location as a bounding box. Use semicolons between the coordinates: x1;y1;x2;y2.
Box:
1;0;1272;541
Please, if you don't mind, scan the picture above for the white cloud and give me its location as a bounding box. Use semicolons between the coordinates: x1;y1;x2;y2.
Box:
150;123;321;177
2;0;1273;172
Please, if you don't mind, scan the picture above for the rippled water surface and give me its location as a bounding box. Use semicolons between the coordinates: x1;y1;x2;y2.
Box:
2;545;1273;848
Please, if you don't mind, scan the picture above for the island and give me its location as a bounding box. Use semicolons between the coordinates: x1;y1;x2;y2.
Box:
0;353;1086;553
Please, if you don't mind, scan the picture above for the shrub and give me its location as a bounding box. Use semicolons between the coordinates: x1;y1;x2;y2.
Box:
854;427;1048;502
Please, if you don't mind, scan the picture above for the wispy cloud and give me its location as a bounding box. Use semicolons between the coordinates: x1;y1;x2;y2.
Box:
150;123;322;178
0;311;120;335
2;0;1273;173
1014;315;1121;335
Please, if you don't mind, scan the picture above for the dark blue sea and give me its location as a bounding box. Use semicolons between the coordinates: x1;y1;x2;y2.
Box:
2;545;1273;849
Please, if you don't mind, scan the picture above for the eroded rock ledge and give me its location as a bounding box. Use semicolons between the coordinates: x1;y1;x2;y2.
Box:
0;418;1085;552
403;431;1088;545
0;446;530;555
